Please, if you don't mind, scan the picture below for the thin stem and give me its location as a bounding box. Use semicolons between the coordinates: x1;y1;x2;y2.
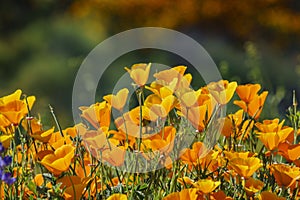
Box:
49;104;64;138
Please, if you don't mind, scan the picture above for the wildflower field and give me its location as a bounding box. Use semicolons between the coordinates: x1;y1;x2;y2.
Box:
1;64;300;200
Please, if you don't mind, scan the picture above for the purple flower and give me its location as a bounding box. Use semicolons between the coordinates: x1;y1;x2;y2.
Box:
0;156;12;168
0;142;4;153
0;170;16;185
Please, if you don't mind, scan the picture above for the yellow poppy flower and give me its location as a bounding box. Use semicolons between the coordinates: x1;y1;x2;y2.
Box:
103;88;129;111
146;81;175;99
153;65;187;86
114;106;151;137
0;134;13;148
125;63;151;87
256;118;284;133
257;126;293;151
79;101;111;129
0;95;35;126
205;80;237;105
224;151;256;161
47;125;78;149
107;194;128;200
0;89;23;103
145;94;176;119
178;89;201;108
270;164;300;187
40;144;75;176
79;128;110;158
163;188;199;200
228;157;262;178
193;179;220;194
102;145;126;167
143;126;176;154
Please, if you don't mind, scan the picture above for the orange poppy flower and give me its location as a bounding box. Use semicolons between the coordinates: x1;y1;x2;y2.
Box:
22;118;42;134
79;101;111;129
109;129;136;148
180;142;210;168
114;106;151;138
258;191;286;200
0;134;13;148
0;113;12;128
33;174;44;187
0;96;35;126
40;144;75;176
257;126;293;151
142;126;176;154
205;80;237;105
0;89;22;103
75;155;91;179
193;179;220;194
278;142;300;161
179;93;213;132
244;177;264;197
224;151;256;160
163;188;199;200
30;126;54;143
153;65;187;88
228;157;262;178
256;119;284;133
79;127;124;166
145;94;176;119
57;176;87;200
177;89;201;108
146;82;175;99
221;109;243;137
210;190;233;200
270;164;300;187
155;69;191;92
125;63;151;87
104;147;126;167
103;88;129;111
235;84;261;103
48;127;74;150
79;128;110;157
234;91;268;119
107;194;128;200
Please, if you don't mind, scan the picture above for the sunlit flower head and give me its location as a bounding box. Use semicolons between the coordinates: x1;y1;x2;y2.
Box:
192;179;220;194
125;63;151;87
235;83;261;103
270;163;300;187
103;88;129;111
228;157;262;178
204;80;237;105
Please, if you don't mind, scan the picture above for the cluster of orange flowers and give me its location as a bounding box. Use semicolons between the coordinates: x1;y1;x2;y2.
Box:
0;64;300;199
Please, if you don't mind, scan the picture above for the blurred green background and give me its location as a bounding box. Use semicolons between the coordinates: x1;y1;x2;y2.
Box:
1;0;300;127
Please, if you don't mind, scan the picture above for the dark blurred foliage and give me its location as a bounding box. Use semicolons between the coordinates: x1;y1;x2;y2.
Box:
0;0;300;126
